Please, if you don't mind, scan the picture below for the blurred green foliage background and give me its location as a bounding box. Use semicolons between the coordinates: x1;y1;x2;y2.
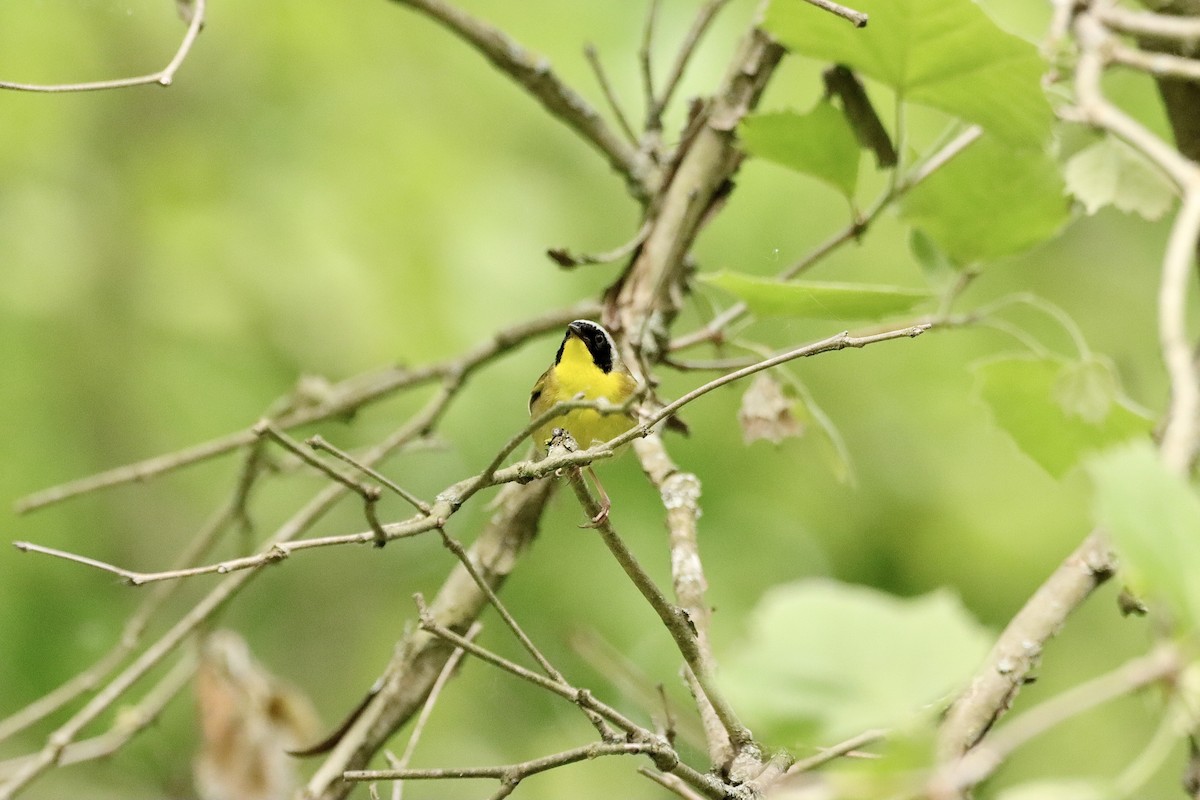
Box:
0;0;1184;797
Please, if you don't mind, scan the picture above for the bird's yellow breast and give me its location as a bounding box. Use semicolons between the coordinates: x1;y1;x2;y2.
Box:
530;337;637;451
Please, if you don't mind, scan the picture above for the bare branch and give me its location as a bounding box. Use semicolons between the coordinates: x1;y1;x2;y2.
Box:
548;220;651;269
1097;6;1200;41
800;0;868;29
15;303;597;514
1110;41;1200;82
0;0;205;92
651;1;734;125
0;655;194;779
634;434;730;766
307;435;432;514
14;323;928;587
1157;189;1200;472
931;646;1182;798
1072;14;1200;192
387;0;653;198
566;470;754;751
345;741;661;785
640;0;662;131
0;446;263;743
435;528;616;739
788;728;886;773
584;44;639;146
302;479;553;800
937;531;1117;760
386;623;481;800
0;415;435;799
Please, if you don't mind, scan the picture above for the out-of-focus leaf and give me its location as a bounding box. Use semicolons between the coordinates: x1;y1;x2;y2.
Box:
739;374;805;445
701;271;930;321
763;0;1052;146
1064;135;1177;221
721;580;991;742
994;780;1109;800
195;630;319;800
1053;358;1118;424
909;228;955;286
899;136;1070;266
740;104;861;197
1088;441;1200;629
974;356;1152;477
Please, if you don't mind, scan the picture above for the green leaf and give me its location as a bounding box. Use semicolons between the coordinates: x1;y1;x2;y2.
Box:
908;228;955;286
701;271;930;321
1064;135;1177;221
899;135;1070;266
720;580;991;742
1088;442;1200;629
974;356;1153;478
763;0;1052;146
740;104;860;197
994;780;1108;800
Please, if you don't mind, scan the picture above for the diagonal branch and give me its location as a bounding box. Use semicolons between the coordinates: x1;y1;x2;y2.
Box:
936;531;1118;760
386;0;655;200
15;302;597;514
634;433;731;767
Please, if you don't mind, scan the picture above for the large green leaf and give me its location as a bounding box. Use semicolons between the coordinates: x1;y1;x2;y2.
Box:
1088;442;1200;630
701;271;929;321
763;0;1052;147
899;135;1070;266
1064;135;1177;221
740;104;861;197
721;581;991;742
974;356;1153;478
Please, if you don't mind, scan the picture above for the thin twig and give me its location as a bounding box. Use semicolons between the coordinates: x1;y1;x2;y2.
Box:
256;421;381;500
413;596;734;800
567;471;754;751
15;303;597;514
584;44;639;145
651;0;734;125
1071;12;1200;470
639;767;710;800
668;126;980;352
547;221;651;269
1110;41;1200;82
414;595;643;734
1096;6;1200;42
640;0;662;130
387;0;653;198
0;654;195;779
788;728;886;773
15;324;928;585
0;0;206;92
308;435;432;514
0;418;439;798
435;529;616;739
800;0;868;28
1072;14;1200;193
0;446;263;742
345;741;659;783
386;623;481;800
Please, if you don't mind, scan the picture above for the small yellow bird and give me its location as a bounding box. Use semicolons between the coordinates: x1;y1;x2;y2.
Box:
529;320;638;525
